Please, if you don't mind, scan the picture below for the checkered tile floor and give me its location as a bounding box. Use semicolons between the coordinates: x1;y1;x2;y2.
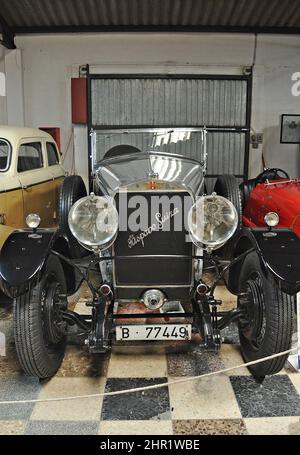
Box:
0;286;299;435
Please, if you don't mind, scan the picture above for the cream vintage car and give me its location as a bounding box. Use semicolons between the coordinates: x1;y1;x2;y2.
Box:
0;126;67;254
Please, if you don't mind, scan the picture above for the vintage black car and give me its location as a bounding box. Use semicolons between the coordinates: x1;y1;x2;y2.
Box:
0;129;298;380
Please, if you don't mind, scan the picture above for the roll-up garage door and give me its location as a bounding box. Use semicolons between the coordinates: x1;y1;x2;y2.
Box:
88;74;251;190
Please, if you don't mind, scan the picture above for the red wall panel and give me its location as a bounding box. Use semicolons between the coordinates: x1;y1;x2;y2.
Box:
71;78;87;124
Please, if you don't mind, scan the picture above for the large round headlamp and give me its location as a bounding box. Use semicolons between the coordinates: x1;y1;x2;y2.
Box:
188;194;238;250
68;194;118;252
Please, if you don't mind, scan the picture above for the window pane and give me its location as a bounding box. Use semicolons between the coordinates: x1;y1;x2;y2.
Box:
46;142;59;166
0;139;10;171
18;142;43;172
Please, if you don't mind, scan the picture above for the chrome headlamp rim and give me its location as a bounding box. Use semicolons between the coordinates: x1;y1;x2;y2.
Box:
188;194;238;250
68;194;119;252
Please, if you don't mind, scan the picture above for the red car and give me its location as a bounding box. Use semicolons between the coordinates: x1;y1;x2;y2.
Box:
215;169;299;378
240;168;300;235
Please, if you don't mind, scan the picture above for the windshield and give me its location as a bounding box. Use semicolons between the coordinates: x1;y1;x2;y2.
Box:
0;139;11;172
96;150;204;197
92;128;207;172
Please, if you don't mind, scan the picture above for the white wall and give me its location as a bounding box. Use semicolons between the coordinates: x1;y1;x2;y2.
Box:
252;36;300;176
2;32;300;180
0;47;7;125
5;49;25;127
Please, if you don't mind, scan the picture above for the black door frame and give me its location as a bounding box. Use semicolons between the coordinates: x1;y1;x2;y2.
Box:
86;67;252;191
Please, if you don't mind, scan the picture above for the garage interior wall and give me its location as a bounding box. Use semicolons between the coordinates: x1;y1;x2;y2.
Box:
0;48;7;125
89;76;250;191
1;33;300;187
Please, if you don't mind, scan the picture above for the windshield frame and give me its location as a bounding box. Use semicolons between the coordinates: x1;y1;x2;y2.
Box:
95;149;204;198
91;127;207;173
0;138;12;173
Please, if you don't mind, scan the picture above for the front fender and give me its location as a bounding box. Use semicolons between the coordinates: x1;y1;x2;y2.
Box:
229;228;300;295
0;229;57;298
0;225;17;251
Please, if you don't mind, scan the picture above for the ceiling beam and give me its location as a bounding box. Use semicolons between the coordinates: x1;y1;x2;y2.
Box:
0;14;16;49
12;24;300;35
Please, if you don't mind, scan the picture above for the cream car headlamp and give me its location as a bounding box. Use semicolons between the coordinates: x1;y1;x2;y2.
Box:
26;213;41;229
188;194;238;250
68;194;119;252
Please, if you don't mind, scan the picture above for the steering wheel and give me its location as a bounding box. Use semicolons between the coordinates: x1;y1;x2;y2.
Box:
255;168;290;184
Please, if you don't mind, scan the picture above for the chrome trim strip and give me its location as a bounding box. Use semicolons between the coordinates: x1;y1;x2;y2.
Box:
264;179;297;187
0;175;64;194
0;138;12;172
95;127;207;134
110;180;202;200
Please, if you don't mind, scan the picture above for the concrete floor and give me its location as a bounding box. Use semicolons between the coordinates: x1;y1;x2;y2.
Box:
0;285;299;435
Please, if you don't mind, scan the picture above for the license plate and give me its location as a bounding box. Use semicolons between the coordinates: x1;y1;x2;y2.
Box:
116;324;192;341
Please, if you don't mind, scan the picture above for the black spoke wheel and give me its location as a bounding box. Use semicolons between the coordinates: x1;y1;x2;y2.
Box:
14;256;67;379
239;275;266;351
41;281;67;346
238;252;294;378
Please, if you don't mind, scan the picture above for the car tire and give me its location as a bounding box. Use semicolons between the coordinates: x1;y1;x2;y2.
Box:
58;175;87;258
214;175;243;259
239;179;256;209
237;251;294;378
13;255;67;379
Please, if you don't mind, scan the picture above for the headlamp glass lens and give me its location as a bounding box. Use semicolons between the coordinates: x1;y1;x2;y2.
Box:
68;195;118;251
188;194;238;249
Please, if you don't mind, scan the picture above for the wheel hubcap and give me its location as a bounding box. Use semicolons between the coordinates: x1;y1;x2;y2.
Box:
238;274;266;350
41;281;67;345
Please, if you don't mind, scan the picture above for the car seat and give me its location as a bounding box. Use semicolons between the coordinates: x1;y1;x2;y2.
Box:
103;145;142;159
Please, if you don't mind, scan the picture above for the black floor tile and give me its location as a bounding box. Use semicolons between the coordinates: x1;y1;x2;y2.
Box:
230;375;300;418
101;377;171;421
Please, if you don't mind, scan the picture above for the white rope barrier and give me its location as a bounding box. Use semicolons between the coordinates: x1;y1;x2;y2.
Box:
0;347;296;405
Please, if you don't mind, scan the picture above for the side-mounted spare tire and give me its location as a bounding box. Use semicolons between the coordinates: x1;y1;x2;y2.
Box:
58;175;87;258
213;175;243;260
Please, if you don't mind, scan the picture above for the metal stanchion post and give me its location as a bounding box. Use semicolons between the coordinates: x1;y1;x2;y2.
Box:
297;292;300;372
287;293;300;372
0;331;5;357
